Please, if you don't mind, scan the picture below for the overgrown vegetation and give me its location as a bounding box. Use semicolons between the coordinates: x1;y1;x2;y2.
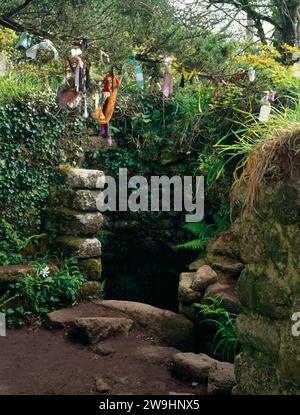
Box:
193;296;240;362
0;258;84;326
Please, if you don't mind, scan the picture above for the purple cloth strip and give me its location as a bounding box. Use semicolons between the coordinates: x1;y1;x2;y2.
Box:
162;69;173;98
100;124;112;146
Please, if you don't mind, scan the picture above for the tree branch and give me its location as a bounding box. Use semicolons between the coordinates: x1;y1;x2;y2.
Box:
2;0;35;20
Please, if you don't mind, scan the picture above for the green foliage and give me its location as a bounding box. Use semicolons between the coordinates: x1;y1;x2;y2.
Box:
0;231;46;265
0;94;77;255
193;296;241;362
1;258;84;326
177;203;230;253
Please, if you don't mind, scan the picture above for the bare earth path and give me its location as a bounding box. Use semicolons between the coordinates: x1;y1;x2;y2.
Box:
0;327;205;395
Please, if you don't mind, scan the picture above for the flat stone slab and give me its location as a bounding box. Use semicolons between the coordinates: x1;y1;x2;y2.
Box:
45;208;104;236
100;300;194;350
55;237;102;258
63;168;106;189
61;189;103;211
173;353;217;383
0;263;58;283
47;300;193;349
70;317;134;344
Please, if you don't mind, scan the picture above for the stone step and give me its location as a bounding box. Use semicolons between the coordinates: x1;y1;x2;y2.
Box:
69;317;134;344
61;167;106;189
61;189;103;212
54;237;102;258
45;208;104;236
78;258;102;281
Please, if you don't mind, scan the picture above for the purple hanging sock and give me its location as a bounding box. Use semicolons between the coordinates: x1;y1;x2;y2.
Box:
100;124;112;146
162;69;173;98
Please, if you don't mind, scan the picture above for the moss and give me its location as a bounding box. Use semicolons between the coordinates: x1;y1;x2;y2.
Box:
264;229;288;273
272;185;300;225
78;281;102;300
78;258;102;281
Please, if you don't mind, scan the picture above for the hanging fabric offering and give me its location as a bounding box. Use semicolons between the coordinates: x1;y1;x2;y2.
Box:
121;53;144;90
162;57;173;98
79;38;88;51
134;61;144;90
248;67;256;82
259;94;271;122
162;68;173;97
268;90;276;102
95;70;121;146
56;51;90;110
15;32;33;49
99;50;110;64
26;39;59;60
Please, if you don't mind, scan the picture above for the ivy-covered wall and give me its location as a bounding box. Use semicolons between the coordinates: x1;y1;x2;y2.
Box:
0;95;68;263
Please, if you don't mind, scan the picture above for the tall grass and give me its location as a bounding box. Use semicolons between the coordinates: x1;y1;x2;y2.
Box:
215;98;300;212
0;71;59;105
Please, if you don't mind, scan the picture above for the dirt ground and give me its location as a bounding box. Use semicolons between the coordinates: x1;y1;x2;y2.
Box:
0;326;206;395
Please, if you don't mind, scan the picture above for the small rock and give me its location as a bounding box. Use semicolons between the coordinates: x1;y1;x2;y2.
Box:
191;382;199;387
188;259;206;271
207;361;236;395
178;272;202;303
92;344;115;356
95;377;111;393
71;317;134;344
191;265;218;291
173;353;217;383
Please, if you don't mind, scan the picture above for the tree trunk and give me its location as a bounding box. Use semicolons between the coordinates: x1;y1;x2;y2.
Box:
274;0;300;47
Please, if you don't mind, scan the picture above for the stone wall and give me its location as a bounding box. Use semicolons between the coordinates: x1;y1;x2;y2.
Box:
233;180;300;395
45;167;105;296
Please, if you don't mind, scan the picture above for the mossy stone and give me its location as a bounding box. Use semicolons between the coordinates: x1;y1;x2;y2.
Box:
272;185;300;225
78;281;102;300
78;258;102;281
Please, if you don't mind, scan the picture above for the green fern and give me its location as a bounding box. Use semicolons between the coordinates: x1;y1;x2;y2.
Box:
177;204;230;252
177;222;217;251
